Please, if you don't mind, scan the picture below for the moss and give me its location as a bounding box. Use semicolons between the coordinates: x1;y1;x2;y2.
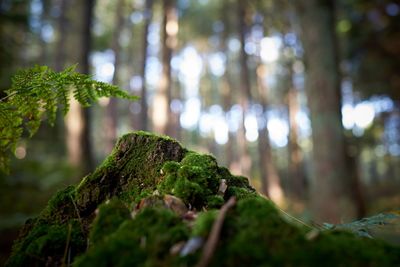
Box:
305;230;400;266
74;207;190;267
7;131;400;267
157;152;254;210
225;186;257;200
74;131;187;215
202;197;400;267
192;210;218;237
6;220;85;267
88;198;130;245
206;195;224;209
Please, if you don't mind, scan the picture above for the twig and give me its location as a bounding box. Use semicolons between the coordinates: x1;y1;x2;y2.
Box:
61;223;72;267
70;195;85;234
196;196;236;267
0;91;17;102
260;193;314;230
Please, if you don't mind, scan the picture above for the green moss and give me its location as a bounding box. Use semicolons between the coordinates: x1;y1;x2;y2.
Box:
74;131;187;215
225;186;257;200
6;220;85;267
199;197;400;267
157;152;254;210
89;198;130;245
74;207;189;267
192;210;218;237
7;131;400;267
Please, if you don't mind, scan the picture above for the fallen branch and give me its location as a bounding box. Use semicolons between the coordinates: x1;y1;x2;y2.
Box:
196;196;236;267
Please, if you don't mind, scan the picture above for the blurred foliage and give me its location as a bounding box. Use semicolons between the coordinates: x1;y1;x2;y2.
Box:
339;0;400;100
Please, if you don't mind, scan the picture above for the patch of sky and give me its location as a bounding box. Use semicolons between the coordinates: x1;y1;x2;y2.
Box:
228;38;241;53
41;23;54;43
267;115;289;148
130;11;143;24
91;50;115;83
146;56;162;87
260;36;282;63
180;97;202;130
208;52;226;77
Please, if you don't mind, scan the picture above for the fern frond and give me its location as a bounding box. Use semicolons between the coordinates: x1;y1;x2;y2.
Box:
0;65;138;173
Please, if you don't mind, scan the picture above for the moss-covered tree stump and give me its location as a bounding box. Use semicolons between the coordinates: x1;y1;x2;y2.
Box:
6;131;400;266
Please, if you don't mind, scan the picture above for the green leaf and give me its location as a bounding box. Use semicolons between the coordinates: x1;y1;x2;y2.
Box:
0;65;138;173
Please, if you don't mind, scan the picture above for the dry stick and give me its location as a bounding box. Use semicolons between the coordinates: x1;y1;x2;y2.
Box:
196;196;236;267
70;195;85;234
61;223;72;267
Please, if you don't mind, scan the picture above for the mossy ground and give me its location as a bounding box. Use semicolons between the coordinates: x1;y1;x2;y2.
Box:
6;131;400;266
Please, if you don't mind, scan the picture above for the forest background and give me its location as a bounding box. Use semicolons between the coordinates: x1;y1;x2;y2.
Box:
0;0;399;263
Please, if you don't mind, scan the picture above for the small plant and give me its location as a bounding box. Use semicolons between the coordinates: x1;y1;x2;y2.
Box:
0;65;138;173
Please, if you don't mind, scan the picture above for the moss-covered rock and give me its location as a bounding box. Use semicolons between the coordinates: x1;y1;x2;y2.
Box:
6;131;400;266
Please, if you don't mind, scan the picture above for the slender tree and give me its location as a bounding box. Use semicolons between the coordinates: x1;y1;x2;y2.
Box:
286;61;305;200
54;0;67;72
152;0;178;136
296;0;355;222
236;0;252;178
221;1;239;170
63;0;96;177
256;64;285;205
139;0;154;131
104;0;126;153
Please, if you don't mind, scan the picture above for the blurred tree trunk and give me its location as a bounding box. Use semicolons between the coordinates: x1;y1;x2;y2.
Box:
296;0;355;223
139;0;153;131
256;64;285;206
236;0;252;178
64;0;95;177
152;0;177;136
38;0;50;65
54;0;67;72
220;1;234;169
104;0;125;153
287;66;305;200
346;146;366;218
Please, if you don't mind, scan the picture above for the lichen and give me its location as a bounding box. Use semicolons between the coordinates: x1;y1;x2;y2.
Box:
6;131;400;267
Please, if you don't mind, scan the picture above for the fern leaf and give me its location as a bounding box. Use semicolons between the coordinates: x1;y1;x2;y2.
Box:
0;65;138;173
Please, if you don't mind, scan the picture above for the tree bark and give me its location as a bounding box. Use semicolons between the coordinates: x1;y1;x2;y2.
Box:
104;0;126;153
139;0;153;131
236;0;252;178
152;0;177;136
297;0;355;222
54;0;67;72
64;0;95;177
256;64;285;206
287;67;305;200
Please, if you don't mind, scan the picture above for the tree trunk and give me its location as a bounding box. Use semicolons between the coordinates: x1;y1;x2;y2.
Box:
54;0;67;72
152;0;177;136
64;0;95;177
236;0;252;178
297;0;355;223
104;0;125;153
256;64;285;206
139;0;153;131
287;67;305;200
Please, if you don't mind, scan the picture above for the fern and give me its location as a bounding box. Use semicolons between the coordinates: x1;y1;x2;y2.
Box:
0;65;138;173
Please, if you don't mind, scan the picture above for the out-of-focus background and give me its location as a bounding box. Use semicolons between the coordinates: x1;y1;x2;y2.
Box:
0;0;399;263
